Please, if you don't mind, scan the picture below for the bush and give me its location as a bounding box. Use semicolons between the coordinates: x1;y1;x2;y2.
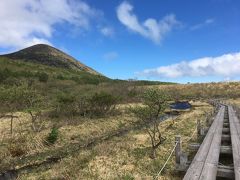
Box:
2;77;21;86
0;84;43;113
70;76;83;84
70;74;102;85
57;92;75;104
55;92;90;117
56;74;65;80
54;91;119;118
17;70;35;78
0;68;11;83
7;136;27;157
0;68;37;84
89;91;118;117
47;127;59;144
120;174;134;180
127;88;138;98
8;144;25;157
37;72;49;82
55;92;78;116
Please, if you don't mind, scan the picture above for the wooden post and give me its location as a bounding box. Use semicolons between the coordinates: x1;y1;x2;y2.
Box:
175;135;181;164
237;107;240;119
214;107;216;113
206;115;209;126
10;115;13;135
197;119;201;136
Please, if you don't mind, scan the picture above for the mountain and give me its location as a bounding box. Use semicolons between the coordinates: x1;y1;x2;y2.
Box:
0;44;174;86
0;44;100;75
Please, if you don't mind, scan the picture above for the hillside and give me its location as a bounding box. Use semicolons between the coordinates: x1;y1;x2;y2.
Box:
0;44;100;75
0;44;175;87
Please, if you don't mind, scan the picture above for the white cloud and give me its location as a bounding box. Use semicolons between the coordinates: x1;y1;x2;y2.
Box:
116;1;179;44
100;27;115;37
190;18;215;30
138;52;240;79
103;51;118;61
0;0;100;49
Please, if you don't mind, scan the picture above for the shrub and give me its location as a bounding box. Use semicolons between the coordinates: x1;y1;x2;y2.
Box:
127;88;138;98
8;144;25;157
7;136;27;157
17;70;35;78
55;92;90;117
47;127;59;144
56;74;65;80
2;77;21;86
55;91;119;118
70;74;101;85
70;76;83;84
0;84;41;113
120;174;134;180
57;92;75;104
0;68;11;83
37;72;49;82
0;84;46;132
131;88;169;158
89;91;118;117
83;77;100;85
55;92;77;116
132;147;148;160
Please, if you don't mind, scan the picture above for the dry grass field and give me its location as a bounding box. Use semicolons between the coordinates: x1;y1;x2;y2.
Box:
0;101;213;179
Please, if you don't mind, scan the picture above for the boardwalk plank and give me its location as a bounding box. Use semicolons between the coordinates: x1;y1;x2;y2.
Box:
199;110;223;180
183;106;225;180
228;106;240;179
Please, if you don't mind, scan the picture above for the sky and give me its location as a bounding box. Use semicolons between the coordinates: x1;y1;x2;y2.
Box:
0;0;240;83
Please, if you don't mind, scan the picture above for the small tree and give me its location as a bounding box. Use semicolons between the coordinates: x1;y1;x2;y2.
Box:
0;84;45;133
132;88;169;158
0;85;26;134
47;127;59;144
22;88;45;132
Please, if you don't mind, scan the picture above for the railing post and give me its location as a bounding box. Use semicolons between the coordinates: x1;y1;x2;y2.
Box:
214;106;216;113
175;135;181;164
197;119;201;136
206;114;209;126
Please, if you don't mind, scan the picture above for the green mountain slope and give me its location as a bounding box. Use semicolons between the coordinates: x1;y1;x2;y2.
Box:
0;56;110;86
0;44;175;87
0;44;100;75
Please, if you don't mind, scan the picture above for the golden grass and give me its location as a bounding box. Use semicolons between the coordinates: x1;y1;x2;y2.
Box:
226;98;240;107
0;105;140;168
14;101;213;180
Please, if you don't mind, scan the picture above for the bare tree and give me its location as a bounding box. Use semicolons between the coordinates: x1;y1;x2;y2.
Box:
0;86;22;135
0;84;45;134
131;88;169;158
23;88;45;132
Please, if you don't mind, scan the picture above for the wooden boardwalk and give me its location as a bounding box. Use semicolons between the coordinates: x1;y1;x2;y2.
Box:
228;106;240;179
181;105;240;180
183;106;225;180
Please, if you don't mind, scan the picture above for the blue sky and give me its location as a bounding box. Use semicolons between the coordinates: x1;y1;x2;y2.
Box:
0;0;240;83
